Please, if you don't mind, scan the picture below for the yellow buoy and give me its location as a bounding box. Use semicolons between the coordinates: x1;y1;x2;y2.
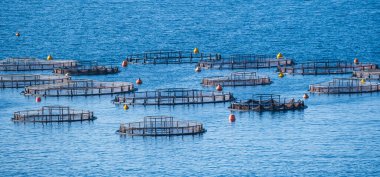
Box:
193;48;199;54
277;53;283;59
123;104;129;110
47;55;53;60
278;72;284;78
360;79;366;84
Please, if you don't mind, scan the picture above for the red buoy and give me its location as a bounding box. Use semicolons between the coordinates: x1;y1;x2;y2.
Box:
35;97;41;102
216;84;223;91
354;58;359;64
136;78;142;85
229;114;236;122
122;61;127;67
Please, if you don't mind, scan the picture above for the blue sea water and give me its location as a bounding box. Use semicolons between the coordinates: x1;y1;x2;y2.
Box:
1;0;380;176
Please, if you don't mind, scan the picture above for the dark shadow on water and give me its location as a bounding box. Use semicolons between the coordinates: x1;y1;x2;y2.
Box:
13;120;95;131
118;133;205;142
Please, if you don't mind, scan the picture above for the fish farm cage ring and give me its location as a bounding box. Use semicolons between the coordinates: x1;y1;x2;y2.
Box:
116;116;206;136
12;106;96;123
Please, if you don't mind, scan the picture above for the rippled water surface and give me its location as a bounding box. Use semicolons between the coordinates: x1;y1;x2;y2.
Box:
1;0;380;176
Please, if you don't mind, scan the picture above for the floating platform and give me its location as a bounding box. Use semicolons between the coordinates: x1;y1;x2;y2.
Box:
0;58;78;71
229;94;306;112
23;79;135;96
53;61;119;75
197;54;293;69
353;69;380;80
12;106;96;122
113;88;234;105
309;78;380;94
116;116;206;136
278;60;377;75
201;71;271;86
0;74;70;88
125;50;221;64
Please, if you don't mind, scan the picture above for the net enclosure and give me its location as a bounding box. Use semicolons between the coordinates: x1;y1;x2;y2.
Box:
201;71;271;86
197;54;293;69
53;61;119;75
113;88;234;105
12;106;96;122
229;94;306;112
0;58;78;71
117;116;206;136
352;69;380;80
309;78;380;94
23;79;135;96
125;50;221;64
0;74;70;88
278;60;377;75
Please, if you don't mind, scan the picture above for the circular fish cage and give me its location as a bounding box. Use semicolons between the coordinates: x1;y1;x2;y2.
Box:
125;50;221;64
12;106;96;122
23;79;135;96
309;78;380;94
229;94;306;112
116;116;206;136
278;60;377;75
53;61;119;75
112;88;234;105
201;71;271;86
0;74;70;88
0;58;78;71
353;69;380;80
197;54;293;69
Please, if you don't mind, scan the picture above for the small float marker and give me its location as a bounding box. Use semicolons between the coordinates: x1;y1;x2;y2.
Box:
123;104;129;110
136;78;142;85
229;113;236;122
195;66;201;72
277;52;283;59
122;60;127;67
360;79;366;84
278;72;284;78
303;93;309;99
193;47;199;54
15;32;20;37
354;58;359;64
35;97;41;103
47;55;53;61
216;84;223;91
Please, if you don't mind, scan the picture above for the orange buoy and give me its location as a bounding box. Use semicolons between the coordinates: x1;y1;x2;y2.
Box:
195;66;201;72
354;58;359;64
303;93;309;99
122;60;127;67
216;84;223;91
35;97;41;102
136;78;142;85
229;114;236;122
15;32;20;37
